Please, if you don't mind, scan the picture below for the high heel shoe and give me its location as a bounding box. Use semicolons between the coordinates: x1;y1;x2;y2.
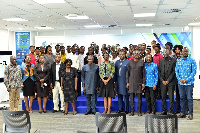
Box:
107;110;111;114
39;110;42;114
73;111;77;115
29;110;33;113
103;110;107;114
43;109;47;113
64;111;68;115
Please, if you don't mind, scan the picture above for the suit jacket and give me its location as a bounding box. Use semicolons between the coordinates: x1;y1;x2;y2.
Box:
158;57;176;85
50;62;64;87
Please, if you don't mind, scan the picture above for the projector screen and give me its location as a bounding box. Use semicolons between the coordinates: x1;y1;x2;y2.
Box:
0;51;12;82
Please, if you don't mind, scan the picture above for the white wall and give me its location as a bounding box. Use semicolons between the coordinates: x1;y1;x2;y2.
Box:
0;28;9;51
37;27;190;36
192;27;200;99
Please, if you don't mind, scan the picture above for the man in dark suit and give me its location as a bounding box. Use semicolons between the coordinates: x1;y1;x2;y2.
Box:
158;48;176;115
50;53;65;113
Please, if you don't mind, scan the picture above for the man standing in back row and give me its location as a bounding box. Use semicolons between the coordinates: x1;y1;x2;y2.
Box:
175;47;197;120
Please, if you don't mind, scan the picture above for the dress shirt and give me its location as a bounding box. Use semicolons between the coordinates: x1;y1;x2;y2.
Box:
145;62;158;87
153;53;163;66
4;63;23;89
69;54;79;69
56;62;61;80
175;57;197;85
78;54;85;70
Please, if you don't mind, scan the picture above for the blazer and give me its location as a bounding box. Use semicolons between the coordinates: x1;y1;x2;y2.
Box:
158;57;176;85
50;62;64;87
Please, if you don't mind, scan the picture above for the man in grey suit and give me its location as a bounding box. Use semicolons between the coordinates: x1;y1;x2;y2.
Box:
158;48;176;115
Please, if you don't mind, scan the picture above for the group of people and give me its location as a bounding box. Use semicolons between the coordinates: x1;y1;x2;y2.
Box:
4;41;197;120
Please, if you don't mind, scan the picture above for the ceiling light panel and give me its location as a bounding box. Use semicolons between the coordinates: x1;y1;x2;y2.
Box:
3;18;28;21
130;0;160;5
134;13;156;17
136;24;153;26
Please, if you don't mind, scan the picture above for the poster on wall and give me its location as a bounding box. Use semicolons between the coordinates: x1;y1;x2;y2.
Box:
15;32;30;65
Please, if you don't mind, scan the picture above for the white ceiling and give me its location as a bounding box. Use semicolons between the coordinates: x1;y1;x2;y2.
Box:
0;0;199;31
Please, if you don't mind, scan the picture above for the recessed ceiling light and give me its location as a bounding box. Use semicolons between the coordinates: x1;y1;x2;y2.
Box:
84;25;101;28
34;26;54;29
134;13;156;17
3;18;28;21
188;22;200;26
65;14;89;20
33;0;65;4
136;24;153;26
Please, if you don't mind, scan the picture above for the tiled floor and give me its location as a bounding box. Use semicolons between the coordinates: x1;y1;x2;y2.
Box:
0;99;200;133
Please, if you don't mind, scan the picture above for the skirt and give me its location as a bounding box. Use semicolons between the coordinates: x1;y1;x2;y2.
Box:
35;81;49;97
98;77;115;98
23;77;35;96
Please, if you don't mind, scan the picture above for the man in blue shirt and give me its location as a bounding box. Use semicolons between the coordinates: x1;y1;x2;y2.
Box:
175;47;197;120
115;51;129;114
82;55;99;115
144;54;158;115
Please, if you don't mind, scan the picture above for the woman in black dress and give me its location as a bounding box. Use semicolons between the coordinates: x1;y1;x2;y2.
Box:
21;55;35;113
61;59;78;115
99;52;115;114
34;55;50;113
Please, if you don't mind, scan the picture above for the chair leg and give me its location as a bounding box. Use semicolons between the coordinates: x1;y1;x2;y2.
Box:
3;123;5;133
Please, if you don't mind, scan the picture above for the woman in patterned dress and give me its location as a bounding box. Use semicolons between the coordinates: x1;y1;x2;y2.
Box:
98;52;115;114
61;59;78;115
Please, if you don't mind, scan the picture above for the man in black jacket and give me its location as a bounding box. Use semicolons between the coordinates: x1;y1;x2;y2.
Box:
50;54;65;113
159;48;176;115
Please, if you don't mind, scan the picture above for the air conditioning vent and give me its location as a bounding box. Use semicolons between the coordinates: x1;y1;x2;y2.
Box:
159;9;181;13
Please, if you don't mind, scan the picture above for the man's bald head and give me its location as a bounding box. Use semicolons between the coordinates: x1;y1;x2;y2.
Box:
10;56;16;65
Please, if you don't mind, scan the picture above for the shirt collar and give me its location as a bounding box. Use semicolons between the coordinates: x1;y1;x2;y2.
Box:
56;62;61;65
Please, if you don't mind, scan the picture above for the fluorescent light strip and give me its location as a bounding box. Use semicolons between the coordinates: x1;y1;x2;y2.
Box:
188;22;200;26
65;15;89;20
134;13;156;17
34;27;54;29
136;24;153;27
84;25;101;28
33;0;65;4
3;18;28;21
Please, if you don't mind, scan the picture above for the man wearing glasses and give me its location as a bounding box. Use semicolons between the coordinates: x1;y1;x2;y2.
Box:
175;47;197;120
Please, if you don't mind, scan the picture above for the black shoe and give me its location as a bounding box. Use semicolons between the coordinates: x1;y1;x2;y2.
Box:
174;110;180;114
125;111;129;114
84;111;91;115
61;110;65;113
178;114;186;118
116;110;122;113
52;110;59;113
160;111;167;115
168;112;175;115
92;112;96;115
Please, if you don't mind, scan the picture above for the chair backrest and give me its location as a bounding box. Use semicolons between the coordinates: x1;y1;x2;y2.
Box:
145;114;178;133
95;113;127;133
2;110;31;133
